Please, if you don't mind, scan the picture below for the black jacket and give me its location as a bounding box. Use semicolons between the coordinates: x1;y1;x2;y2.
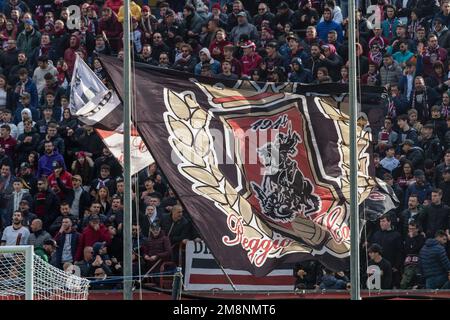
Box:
370;229;403;270
419;135;443;165
419;203;450;238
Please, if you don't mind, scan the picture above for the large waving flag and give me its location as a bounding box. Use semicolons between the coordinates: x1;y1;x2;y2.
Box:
99;55;398;276
69;55;153;173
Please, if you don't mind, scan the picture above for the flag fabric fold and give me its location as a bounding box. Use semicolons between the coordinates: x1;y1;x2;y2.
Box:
99;55;398;276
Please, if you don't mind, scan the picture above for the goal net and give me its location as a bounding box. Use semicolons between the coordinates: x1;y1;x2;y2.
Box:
0;246;90;300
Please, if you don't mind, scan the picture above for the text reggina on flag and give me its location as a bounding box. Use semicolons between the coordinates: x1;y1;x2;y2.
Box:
100;56;397;276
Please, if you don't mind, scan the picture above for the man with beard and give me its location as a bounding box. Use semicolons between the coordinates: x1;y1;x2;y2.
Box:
172;43;197;73
97;7;122;53
1;210;30;245
36;140;65;178
33;177;59;231
253;2;274;31
398;194;423;238
402;139;425;170
421;34;447;76
380;53;403;87
408;76;439;122
16;19;41;59
136;43;157;65
419;188;450;238
432;18;450;53
230;11;258;45
150;32;171;63
8;52;31;87
419;124;443;165
32;55;57;96
404;169;433;205
303;43;326;80
54;217;80;268
0;39;19;77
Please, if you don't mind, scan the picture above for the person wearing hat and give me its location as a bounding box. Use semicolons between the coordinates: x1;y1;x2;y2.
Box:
401;138;425;170
14;68;38;111
17;162;37;195
273;2;293;35
141;221;172;274
140;5;158;43
230;10;258;46
194;47;221;76
210;3;228;29
289;57;313;83
432;17;450;52
263;41;284;71
384;22;414;54
75;213;111;262
368;25;389;51
291;0;319;32
104;0;123;14
16;18;41;59
240;39;262;78
34;238;58;266
404;169;432;206
367;243;393;289
419;123;443;165
98;7;122;53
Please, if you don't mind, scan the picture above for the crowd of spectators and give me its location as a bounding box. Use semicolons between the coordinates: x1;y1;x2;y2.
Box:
0;0;449;291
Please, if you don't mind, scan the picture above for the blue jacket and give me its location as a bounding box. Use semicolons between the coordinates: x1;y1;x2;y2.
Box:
36;151;66;178
316;20;343;43
194;60;221;76
289;68;313;83
382;18;400;39
419;238;450;278
14;78;39;110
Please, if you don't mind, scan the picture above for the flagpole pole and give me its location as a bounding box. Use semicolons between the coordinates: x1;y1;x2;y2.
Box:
348;0;361;300
123;0;133;300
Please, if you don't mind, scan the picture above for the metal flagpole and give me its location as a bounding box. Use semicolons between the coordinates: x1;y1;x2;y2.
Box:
123;0;133;300
348;0;361;300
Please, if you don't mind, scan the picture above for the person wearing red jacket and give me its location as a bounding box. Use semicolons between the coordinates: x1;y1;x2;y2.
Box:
75;214;111;261
0;124;16;160
240;40;262;78
209;28;231;62
47;160;72;201
141;222;172;273
63;34;86;77
104;0;123;14
97;7;123;53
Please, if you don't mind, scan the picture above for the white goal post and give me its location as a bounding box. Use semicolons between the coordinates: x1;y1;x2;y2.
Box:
0;246;90;300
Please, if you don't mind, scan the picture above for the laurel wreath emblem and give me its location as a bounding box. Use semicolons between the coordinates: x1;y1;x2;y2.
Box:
162;87;362;264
